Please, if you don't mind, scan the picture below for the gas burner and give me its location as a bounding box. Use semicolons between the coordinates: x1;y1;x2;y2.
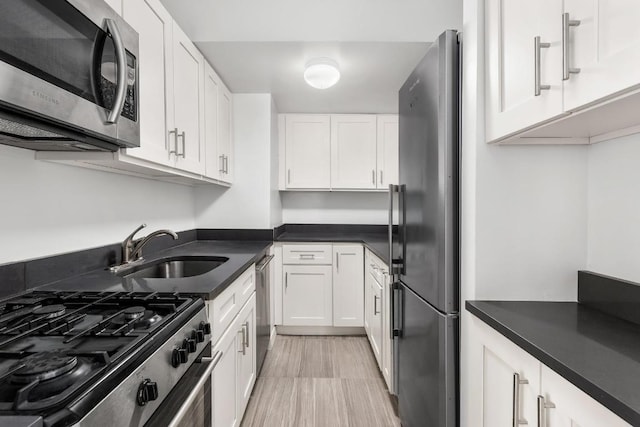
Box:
33;304;66;319
11;352;78;384
123;306;145;320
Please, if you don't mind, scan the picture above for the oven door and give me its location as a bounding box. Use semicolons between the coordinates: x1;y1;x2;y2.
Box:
145;344;222;427
0;0;139;148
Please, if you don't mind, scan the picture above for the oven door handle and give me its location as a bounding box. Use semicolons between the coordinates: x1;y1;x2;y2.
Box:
167;350;222;427
105;18;128;124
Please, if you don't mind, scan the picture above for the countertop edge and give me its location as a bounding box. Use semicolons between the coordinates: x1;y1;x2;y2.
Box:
465;301;639;426
275;235;390;266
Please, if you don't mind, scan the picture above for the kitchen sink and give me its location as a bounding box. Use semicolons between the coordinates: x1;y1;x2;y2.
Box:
118;256;228;279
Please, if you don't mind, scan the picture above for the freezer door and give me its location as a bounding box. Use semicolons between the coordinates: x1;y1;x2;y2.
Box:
395;282;458;427
397;30;459;313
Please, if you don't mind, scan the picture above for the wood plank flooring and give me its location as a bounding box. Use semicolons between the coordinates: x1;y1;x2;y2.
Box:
241;336;400;427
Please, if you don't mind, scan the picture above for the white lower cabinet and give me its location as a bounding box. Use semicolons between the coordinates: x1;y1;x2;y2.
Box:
364;249;389;376
282;264;333;326
470;315;630;427
210;266;257;427
332;245;364;327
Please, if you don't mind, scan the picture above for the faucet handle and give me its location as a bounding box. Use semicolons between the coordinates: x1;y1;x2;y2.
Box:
124;223;147;245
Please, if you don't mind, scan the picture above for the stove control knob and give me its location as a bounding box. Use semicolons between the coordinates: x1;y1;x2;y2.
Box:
194;329;205;343
137;379;159;406
184;338;197;353
171;347;189;367
200;321;212;335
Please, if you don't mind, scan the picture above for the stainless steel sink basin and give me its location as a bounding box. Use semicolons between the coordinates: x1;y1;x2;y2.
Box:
119;256;228;279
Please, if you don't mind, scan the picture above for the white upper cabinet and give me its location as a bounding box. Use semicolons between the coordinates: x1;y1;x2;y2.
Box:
203;62;220;180
331;115;377;190
485;0;565;143
376;115;399;188
121;0;173;167
284;115;331;189
486;0;640;144
563;0;640;111
169;23;204;174
332;245;364;327
218;81;233;184
281;114;398;191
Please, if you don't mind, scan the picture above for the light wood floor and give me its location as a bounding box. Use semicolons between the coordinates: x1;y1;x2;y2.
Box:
241;336;400;427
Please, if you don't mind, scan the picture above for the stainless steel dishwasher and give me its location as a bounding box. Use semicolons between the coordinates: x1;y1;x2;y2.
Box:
255;253;274;375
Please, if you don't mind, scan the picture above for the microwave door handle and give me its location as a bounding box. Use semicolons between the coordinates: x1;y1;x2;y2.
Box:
105;19;127;124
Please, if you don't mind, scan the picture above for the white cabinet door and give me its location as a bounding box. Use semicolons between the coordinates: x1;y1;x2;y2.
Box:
284;115;331;189
121;0;173;167
218;81;233;183
369;278;383;367
376;115;399;188
541;365;630;427
212;316;240;427
170;23;204;174
364;264;372;336
485;0;565;143
330;115;377;189
283;265;332;326
203;62;221;180
476;321;540;427
236;293;256;421
563;0;640;111
332;245;364;327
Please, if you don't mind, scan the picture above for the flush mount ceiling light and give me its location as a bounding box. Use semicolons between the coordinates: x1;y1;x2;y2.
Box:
304;58;341;89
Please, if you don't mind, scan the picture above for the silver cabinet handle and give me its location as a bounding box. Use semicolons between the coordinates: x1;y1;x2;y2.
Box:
336;253;339;271
372;169;376;185
244;322;250;348
105;19;127;124
299;253;315;260
287;169;291;184
178;131;186;158
374;295;380;315
513;373;529;426
380;170;383;185
224;155;229;174
285;272;288;291
534;36;551;96
219;155;225;173
537;395;555;427
168;128;178;155
238;324;247;355
562;13;581;80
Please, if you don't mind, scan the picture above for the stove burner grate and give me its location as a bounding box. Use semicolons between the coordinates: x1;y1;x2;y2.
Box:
123;306;145;320
11;352;78;384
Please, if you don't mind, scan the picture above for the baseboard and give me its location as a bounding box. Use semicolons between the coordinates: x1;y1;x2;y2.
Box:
276;325;366;336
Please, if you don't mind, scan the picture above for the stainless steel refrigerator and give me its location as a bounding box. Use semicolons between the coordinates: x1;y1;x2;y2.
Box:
389;29;460;427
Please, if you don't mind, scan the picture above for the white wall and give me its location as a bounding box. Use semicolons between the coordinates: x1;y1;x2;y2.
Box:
195;94;281;229
587;134;640;283
0;145;195;264
280;192;389;224
270;97;283;227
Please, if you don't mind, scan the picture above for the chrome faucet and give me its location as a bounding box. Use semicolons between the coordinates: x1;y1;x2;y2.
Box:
122;223;179;264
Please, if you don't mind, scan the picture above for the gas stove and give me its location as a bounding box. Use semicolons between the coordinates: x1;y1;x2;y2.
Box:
0;290;211;427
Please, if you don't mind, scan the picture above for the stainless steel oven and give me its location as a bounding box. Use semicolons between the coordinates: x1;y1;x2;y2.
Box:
145;343;222;427
0;0;139;152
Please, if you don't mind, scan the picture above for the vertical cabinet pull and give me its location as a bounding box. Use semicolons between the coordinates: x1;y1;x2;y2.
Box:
238;325;246;354
380;170;384;185
168;128;178;155
219;155;225;173
534;36;551;96
336;253;339;271
287;169;291;184
372;170;376;185
537;395;555;427
285;272;288;291
562;13;581;80
374;295;380;315
513;373;529;426
244;322;250;348
178;131;186;158
224;155;229;174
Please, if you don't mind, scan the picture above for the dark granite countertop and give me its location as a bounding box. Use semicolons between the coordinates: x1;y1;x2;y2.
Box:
275;231;391;265
466;300;640;425
39;240;272;300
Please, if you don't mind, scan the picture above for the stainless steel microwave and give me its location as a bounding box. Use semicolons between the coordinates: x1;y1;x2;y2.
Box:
0;0;139;152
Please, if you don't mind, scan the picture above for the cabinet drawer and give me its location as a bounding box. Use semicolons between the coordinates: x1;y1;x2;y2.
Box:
282;244;332;264
208;265;255;344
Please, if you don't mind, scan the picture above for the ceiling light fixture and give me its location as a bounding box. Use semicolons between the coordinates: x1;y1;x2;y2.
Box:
304;58;341;89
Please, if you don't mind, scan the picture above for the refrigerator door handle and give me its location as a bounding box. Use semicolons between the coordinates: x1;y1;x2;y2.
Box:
392;282;403;338
398;184;407;275
388;184;396;276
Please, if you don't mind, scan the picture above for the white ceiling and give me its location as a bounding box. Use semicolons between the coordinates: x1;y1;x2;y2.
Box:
159;0;462;113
